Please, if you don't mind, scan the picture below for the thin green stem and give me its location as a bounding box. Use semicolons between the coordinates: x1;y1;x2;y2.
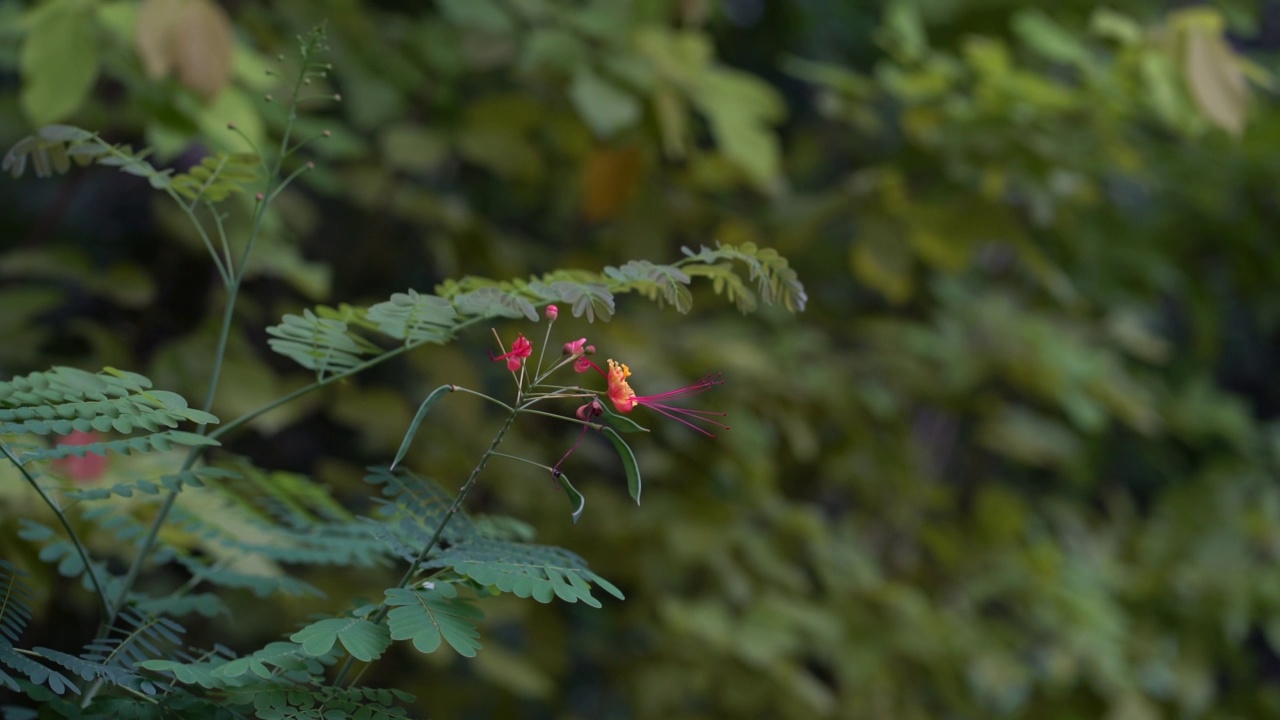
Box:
534;317;554;376
451;385;515;413
515;407;602;430
488;451;552;470
208;204;235;277
0;443;109;619
333;408;520;688
177;201;231;286
89;32;328;684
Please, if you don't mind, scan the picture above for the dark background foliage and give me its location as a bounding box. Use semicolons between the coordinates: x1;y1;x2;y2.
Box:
5;0;1280;717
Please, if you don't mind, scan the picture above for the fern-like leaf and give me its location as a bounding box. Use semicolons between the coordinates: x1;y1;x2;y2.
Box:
212;641;322;682
0;366;216;433
82;609;185;670
16;520;112;594
265;309;380;377
171;554;323;598
679;241;809;312
264;246;804;371
17;430;217;464
428;538;624;608
290;618;390;663
366;290;459;343
64;467;237;501
169;152;260;203
604;260;694;313
364;467;476;545
0;645;78;695
0;367;219;467
316;687;413;718
384;583;483;657
3;125;172;190
0;561;33;648
450;286;539;322
34;647;158;696
535;279;615;322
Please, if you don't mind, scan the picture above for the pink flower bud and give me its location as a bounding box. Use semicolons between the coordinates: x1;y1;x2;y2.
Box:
545;305;559;321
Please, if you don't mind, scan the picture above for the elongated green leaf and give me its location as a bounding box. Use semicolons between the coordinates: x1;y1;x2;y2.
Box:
602;427;641;504
391;385;455;470
600;402;649;433
553;471;587;523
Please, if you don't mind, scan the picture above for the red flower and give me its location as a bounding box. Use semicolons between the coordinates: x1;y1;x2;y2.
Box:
563;338;596;373
55;431;108;483
605;359;728;437
491;333;533;371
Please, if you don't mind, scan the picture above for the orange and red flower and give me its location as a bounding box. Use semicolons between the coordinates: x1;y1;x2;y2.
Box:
603;359;728;437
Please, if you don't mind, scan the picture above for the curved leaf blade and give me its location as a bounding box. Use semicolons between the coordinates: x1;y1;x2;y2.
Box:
391;385;455;470
602;427;641;504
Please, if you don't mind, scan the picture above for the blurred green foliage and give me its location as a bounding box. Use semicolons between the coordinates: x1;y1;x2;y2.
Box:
5;0;1280;717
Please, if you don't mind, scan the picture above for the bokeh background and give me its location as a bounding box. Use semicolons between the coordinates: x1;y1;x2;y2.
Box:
5;0;1280;717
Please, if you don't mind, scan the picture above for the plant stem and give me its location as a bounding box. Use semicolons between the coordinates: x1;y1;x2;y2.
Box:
332;408;520;687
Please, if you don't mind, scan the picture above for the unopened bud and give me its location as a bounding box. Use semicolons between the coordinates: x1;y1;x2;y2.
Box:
576;400;603;421
585;345;596;355
255;192;264;202
264;94;274;102
545;304;559;320
226;121;236;130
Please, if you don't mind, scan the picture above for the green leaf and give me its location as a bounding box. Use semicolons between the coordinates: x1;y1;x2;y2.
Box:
266;309;379;376
169;152;261;203
20;0;100;125
385;584;484;657
367;290;460;343
604;260;693;313
450;287;537;322
693;68;786;191
553;471;587;524
602;427;641;504
438;0;513;34
391;385;456;470
433;540;624;607
599;402;649;433
290;618;390;663
1012;9;1090;65
569;67;642;138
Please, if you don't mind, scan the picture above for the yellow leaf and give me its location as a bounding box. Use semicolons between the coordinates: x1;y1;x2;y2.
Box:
1182;22;1248;135
173;0;234;101
134;0;233;102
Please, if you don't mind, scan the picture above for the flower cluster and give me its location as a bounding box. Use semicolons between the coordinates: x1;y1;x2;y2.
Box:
490;305;729;503
493;305;727;434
